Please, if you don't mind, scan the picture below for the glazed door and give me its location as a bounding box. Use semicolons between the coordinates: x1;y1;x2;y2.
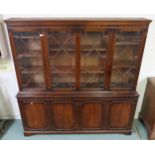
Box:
11;32;46;90
47;30;76;90
80;102;105;129
107;100;136;129
80;30;109;90
50;101;77;130
20;101;49;130
110;30;144;90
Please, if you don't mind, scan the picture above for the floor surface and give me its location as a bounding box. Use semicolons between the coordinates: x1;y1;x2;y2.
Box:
0;119;148;140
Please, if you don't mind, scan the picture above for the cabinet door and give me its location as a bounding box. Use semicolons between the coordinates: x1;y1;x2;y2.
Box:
12;32;46;90
20;101;49;130
107;100;135;129
51;101;77;130
110;31;144;90
47;31;76;90
80;102;105;129
80;31;109;90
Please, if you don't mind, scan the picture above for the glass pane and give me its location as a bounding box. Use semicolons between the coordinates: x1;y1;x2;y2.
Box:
14;32;45;89
48;31;75;89
80;31;108;89
110;31;142;90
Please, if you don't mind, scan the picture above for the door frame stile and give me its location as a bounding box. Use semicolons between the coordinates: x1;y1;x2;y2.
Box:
41;31;51;90
76;30;81;90
104;29;115;90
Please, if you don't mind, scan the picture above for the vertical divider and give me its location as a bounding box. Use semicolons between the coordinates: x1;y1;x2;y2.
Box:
76;30;81;90
104;29;115;90
41;31;51;90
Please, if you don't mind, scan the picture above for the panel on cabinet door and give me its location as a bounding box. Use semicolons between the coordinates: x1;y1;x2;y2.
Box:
51;102;76;130
21;101;49;130
110;31;144;90
12;32;46;90
108;101;134;129
80;102;104;129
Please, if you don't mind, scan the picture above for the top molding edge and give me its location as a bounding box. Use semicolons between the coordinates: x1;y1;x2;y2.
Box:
4;18;152;28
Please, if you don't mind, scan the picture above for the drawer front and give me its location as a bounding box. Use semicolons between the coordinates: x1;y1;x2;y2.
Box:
19;101;50;130
80;101;106;129
107;100;136;129
50;101;77;130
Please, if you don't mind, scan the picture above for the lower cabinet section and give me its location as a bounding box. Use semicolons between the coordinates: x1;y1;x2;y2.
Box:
18;98;137;135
